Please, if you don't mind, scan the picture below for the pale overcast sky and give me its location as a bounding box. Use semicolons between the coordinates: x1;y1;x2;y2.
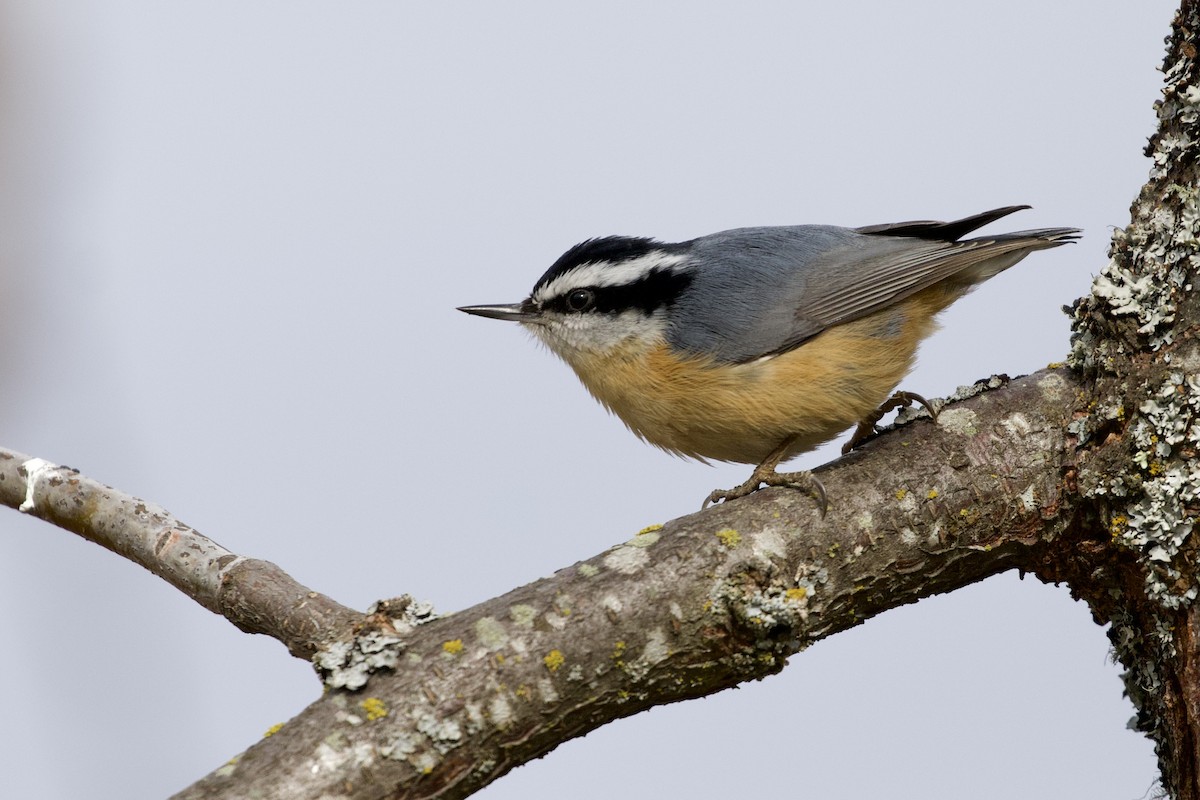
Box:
0;2;1177;798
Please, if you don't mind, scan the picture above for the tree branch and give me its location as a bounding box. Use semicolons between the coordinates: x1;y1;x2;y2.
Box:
0;449;361;659
173;369;1080;799
1056;3;1200;797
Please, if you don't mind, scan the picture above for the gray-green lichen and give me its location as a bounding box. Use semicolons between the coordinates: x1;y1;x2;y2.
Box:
722;583;805;654
314;598;438;689
508;604;537;627
712;561;830;664
473;616;509;650
374;707;466;774
414;713;463;752
1103;371;1200;609
937;407;979;437
602;541;651;574
1066;37;1200;612
892;375;1008;428
1063;11;1200;769
1069;73;1200;370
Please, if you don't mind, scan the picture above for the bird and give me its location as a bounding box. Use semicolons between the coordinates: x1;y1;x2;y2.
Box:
459;205;1079;510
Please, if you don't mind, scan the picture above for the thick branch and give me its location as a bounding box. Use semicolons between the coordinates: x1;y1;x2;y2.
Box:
0;449;361;659
1061;3;1200;798
175;370;1078;800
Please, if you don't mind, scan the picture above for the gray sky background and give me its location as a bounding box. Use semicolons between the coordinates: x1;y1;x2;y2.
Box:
0;2;1178;798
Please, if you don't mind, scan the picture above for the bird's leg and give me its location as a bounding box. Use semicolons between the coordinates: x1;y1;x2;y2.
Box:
703;435;828;514
842;390;938;454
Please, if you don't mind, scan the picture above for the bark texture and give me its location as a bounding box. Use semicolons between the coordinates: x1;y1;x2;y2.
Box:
1060;4;1200;796
0;450;360;659
173;371;1081;800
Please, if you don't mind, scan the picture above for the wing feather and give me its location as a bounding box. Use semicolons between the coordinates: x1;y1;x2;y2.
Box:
667;210;1079;363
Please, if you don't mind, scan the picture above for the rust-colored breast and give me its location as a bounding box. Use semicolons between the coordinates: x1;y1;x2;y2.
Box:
562;291;948;464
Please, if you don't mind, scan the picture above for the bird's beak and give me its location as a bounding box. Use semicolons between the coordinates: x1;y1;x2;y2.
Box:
457;301;539;322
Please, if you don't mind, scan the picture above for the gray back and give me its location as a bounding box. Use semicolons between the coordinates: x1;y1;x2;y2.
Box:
667;225;950;362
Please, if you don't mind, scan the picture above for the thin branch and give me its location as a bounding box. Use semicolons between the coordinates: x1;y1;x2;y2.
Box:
0;448;361;659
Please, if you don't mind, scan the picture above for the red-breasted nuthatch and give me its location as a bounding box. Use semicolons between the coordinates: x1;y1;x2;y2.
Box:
460;206;1079;509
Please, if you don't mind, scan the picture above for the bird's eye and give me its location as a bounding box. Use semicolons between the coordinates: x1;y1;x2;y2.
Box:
565;288;595;312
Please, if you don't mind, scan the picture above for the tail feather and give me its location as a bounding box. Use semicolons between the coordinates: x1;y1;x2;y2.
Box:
855;205;1078;244
980;227;1082;247
949;227;1081;286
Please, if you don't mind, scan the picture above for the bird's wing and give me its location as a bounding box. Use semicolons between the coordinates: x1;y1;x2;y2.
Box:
669;210;1078;363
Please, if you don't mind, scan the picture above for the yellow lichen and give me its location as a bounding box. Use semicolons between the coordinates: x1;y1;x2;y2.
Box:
543;649;565;672
895;489;908;501
262;723;283;738
955;506;983;527
1110;514;1129;540
360;697;388;721
638;523;664;535
442;639;464;655
786;587;808;601
927;489;939;499
628;529;660;547
715;528;742;548
612;640;627;668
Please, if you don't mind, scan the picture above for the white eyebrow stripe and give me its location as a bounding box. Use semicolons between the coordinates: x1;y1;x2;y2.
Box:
533;252;688;303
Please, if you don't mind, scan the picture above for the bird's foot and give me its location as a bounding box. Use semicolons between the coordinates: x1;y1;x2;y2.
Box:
842;390;939;454
703;466;828;515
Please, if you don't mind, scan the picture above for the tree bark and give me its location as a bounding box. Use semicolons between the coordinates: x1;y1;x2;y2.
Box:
1056;3;1200;796
0;450;361;660
173;370;1083;800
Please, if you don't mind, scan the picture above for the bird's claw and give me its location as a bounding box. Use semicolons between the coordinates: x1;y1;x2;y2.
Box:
842;390;939;454
703;468;828;516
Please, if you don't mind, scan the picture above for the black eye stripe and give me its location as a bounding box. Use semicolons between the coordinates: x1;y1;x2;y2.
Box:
543;268;694;315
